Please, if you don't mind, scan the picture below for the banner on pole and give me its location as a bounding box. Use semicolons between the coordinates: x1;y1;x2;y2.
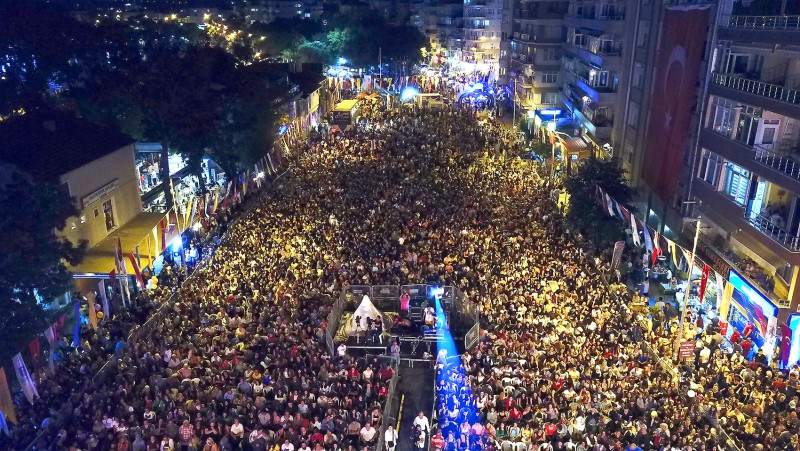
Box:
611;241;625;271
0;369;16;425
12;353;39;404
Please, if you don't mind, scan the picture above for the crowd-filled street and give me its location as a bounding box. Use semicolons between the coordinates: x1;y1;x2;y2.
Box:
5;104;797;451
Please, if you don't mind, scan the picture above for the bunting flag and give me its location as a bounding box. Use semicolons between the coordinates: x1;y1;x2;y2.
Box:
681;247;695;276
43;325;56;373
98;280;110;318
72;301;81;347
629;211;641;247
0;369;16;425
213;188;220;214
128;253;145;287
698;263;711;303
652;232;663;266
87;291;98;330
603;193;615;217
28;339;40;369
12;353;39;404
642;221;654;258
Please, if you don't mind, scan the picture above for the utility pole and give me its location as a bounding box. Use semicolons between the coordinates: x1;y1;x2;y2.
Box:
674;216;702;361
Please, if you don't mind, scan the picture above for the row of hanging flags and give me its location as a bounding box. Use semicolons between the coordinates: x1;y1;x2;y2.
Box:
595;186;717;326
594;185;793;364
0;160;279;435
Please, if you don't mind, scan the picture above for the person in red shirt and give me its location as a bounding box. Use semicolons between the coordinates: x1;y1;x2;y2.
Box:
430;431;445;450
179;420;195;445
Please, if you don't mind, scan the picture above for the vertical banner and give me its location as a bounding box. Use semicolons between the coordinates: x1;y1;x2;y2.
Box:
43;325;56;373
642;223;654;259
128;253;145;287
719;280;734;321
641;6;710;202
87;291;98;330
98;280;110;318
12;353;39;404
28;339;40;369
629;212;641;247
0;369;16;425
652;231;662;266
611;241;625;271
714;271;725;310
698;264;710;304
780;323;793;368
72;301;81;347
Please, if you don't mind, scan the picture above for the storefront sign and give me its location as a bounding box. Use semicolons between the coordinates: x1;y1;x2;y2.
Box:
728;270;778;350
81;179;119;208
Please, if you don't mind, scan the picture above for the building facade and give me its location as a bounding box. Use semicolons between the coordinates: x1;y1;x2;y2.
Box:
461;0;511;80
508;0;567;112
690;1;800;344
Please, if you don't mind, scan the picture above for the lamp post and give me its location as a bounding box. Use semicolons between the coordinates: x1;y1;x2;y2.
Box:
673;216;702;361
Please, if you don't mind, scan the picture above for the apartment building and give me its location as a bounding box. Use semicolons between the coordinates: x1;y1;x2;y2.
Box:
508;0;567;111
690;1;800;361
461;0;512;80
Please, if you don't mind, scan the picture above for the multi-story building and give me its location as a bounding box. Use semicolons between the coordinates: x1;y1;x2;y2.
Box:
508;0;567;112
559;0;630;149
414;0;463;58
689;0;800;362
461;0;511;80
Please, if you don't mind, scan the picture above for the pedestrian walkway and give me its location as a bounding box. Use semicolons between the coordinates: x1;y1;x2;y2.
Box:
395;365;435;451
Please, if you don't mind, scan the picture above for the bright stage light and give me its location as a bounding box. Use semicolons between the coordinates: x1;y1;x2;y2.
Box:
337;57;348;65
400;87;419;102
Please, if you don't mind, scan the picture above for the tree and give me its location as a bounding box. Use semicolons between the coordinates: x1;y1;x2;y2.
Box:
563;157;632;243
0;164;86;345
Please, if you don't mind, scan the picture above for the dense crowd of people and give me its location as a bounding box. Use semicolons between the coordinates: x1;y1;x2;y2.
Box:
7;99;798;451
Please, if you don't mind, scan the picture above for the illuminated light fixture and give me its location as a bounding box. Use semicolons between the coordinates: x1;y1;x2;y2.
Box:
547;122;556;132
192;222;202;231
170;236;183;253
539;108;562;116
527;110;535;119
400;87;419;102
337;57;347;65
278;124;289;135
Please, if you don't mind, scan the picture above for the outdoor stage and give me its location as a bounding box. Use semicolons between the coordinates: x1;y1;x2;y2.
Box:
325;284;480;360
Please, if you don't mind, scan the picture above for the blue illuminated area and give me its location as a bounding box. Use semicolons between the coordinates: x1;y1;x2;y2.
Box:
433;290;482;444
401;86;419;102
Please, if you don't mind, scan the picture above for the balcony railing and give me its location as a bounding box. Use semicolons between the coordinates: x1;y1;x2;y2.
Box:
712;73;800;106
746;211;800;252
753;143;800;180
724;15;800;30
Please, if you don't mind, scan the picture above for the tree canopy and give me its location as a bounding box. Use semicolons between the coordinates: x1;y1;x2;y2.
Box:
0;164;86;340
563;157;632;243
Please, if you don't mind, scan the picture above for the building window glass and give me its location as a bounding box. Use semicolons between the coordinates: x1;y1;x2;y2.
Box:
698;149;723;186
637;20;650;48
633;63;644;88
542;73;558;83
626;101;639;129
543;92;558;104
723;162;750;206
708;96;735;137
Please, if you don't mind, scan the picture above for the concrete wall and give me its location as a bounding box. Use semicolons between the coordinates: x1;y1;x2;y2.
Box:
60;144;142;248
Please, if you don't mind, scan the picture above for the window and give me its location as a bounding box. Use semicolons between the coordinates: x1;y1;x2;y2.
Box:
541;73;558;83
544;26;561;40
637;20;650;48
543;48;558;61
633;62;644;88
625;143;634;164
708;96;735;137
722;162;750;206
543;92;559;104
103;199;117;232
698;149;723;186
627;101;640;129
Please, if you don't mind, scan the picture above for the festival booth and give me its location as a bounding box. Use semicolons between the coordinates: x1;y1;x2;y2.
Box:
721;270;779;358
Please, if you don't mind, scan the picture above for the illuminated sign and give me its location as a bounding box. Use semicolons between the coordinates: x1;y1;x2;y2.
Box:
728;270;778;317
81;179;119;208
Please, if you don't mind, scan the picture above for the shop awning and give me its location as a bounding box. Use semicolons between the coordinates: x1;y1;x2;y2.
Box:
69;211;169;275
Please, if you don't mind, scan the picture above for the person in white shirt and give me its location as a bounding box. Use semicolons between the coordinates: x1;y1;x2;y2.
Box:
385;425;398;451
280;439;295;451
360;423;377;444
337;343;347;357
413;411;430;443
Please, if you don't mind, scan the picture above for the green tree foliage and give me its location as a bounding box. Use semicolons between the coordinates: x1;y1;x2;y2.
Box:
0;164;86;339
563;157;632;243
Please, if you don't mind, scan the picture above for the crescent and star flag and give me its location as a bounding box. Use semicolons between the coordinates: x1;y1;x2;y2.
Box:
651;231;662;266
641;5;710;202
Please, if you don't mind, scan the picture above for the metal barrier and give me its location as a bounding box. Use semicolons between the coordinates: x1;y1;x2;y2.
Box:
712;72;800;105
376;368;400;451
325;293;347;356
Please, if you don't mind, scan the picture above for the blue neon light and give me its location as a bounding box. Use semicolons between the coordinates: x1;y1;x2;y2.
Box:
400;87;419;102
538;108;562;116
788;314;800;369
728;270;778;317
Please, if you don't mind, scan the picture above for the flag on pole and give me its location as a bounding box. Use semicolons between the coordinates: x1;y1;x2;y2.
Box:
698;263;710;303
652;231;662;266
603;193;615;217
642;221;654;257
12;353;39;404
666;238;679;268
99;280;110;318
128;253;145;288
0;369;16;425
43;325;56;373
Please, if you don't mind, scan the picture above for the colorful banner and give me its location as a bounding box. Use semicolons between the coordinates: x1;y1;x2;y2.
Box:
87;291;98;330
0;369;16;425
43;325;56;373
611;241;625;271
98;280;110;319
629;211;640;247
641;6;710;202
128;253;145;287
698;264;710;304
12;353;39;404
28;339;40;368
651;231;662;266
72;301;81;347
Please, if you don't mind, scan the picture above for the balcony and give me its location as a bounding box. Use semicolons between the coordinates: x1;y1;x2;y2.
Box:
746;211;800;252
711;73;800;119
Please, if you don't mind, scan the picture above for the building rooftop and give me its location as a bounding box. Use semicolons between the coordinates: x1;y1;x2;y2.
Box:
0;110;134;182
289;69;326;97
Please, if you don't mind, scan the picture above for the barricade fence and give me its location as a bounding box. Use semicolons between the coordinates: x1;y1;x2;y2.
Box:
376;369;399;451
